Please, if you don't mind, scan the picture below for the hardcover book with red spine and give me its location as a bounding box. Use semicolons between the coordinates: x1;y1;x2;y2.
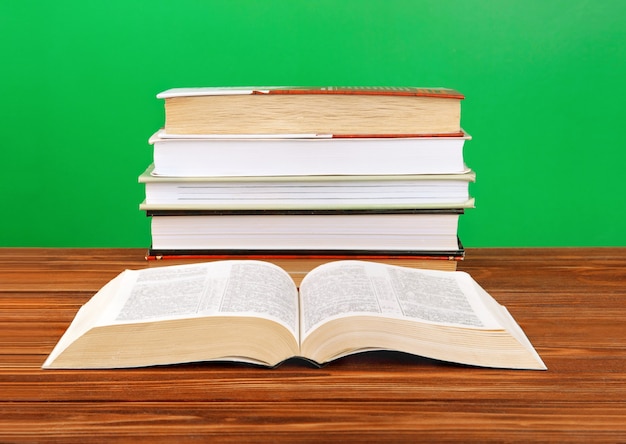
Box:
157;86;464;137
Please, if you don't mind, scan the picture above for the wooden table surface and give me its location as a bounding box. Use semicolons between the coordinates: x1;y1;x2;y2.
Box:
1;247;625;442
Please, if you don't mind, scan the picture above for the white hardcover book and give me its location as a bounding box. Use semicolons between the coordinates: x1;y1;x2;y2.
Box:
149;130;471;177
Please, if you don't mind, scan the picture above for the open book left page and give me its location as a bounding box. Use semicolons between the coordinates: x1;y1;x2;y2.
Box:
43;261;301;368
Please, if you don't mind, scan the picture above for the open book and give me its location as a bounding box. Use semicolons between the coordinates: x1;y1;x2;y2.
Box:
43;260;546;370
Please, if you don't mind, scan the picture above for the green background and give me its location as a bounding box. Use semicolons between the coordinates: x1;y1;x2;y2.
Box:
2;0;625;248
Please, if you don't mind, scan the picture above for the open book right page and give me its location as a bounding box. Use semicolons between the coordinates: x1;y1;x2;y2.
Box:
298;260;546;369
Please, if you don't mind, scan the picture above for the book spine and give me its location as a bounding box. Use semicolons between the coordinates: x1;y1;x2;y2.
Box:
145;249;465;261
261;87;464;100
330;132;466;138
144;208;466;217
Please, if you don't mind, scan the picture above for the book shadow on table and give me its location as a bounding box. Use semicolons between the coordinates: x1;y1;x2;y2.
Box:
137;350;476;372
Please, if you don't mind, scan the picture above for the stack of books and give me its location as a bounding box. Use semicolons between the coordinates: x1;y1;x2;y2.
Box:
139;87;474;281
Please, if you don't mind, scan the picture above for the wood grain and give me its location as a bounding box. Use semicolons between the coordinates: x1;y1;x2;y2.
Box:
1;247;625;442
